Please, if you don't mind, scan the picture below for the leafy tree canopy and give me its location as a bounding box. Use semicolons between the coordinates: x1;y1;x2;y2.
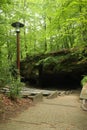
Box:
0;0;87;89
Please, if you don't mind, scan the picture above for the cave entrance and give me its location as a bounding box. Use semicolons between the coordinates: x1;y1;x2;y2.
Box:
25;73;82;90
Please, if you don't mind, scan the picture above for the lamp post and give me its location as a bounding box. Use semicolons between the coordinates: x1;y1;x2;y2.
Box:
11;22;24;75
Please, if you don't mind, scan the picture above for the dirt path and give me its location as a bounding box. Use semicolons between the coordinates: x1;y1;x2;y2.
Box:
0;91;87;130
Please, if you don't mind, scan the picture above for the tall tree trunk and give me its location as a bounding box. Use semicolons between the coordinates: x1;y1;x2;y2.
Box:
43;16;47;52
23;0;28;58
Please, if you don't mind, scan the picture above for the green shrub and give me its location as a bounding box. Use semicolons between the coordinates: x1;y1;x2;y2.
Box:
81;76;87;86
0;67;12;88
8;77;24;100
0;67;24;100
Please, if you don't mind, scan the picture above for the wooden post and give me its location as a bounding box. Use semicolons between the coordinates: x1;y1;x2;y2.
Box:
16;32;20;75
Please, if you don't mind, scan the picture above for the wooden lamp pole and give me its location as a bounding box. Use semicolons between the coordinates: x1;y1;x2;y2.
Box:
11;22;24;76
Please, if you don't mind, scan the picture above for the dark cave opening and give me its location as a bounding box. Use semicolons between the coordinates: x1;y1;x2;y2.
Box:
38;74;82;89
23;73;82;90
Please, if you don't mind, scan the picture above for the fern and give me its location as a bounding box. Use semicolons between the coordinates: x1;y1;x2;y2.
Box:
81;76;87;86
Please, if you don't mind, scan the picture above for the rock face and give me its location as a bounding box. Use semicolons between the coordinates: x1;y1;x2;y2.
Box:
20;48;87;88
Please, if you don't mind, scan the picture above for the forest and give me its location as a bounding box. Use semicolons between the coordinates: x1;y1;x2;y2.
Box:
0;0;87;99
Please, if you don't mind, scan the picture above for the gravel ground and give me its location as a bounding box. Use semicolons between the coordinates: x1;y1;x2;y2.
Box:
0;90;87;130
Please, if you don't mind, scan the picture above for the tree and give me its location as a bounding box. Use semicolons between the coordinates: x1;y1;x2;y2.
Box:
0;0;87;89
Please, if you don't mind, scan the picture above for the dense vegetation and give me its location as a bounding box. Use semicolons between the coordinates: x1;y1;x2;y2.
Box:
0;0;87;97
20;47;87;87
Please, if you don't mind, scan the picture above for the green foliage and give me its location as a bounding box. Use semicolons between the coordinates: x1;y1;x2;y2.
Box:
81;76;87;86
0;0;87;93
34;47;87;75
0;67;23;100
42;56;58;71
0;64;12;88
43;56;58;65
0;57;23;100
0;0;87;56
8;77;24;100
